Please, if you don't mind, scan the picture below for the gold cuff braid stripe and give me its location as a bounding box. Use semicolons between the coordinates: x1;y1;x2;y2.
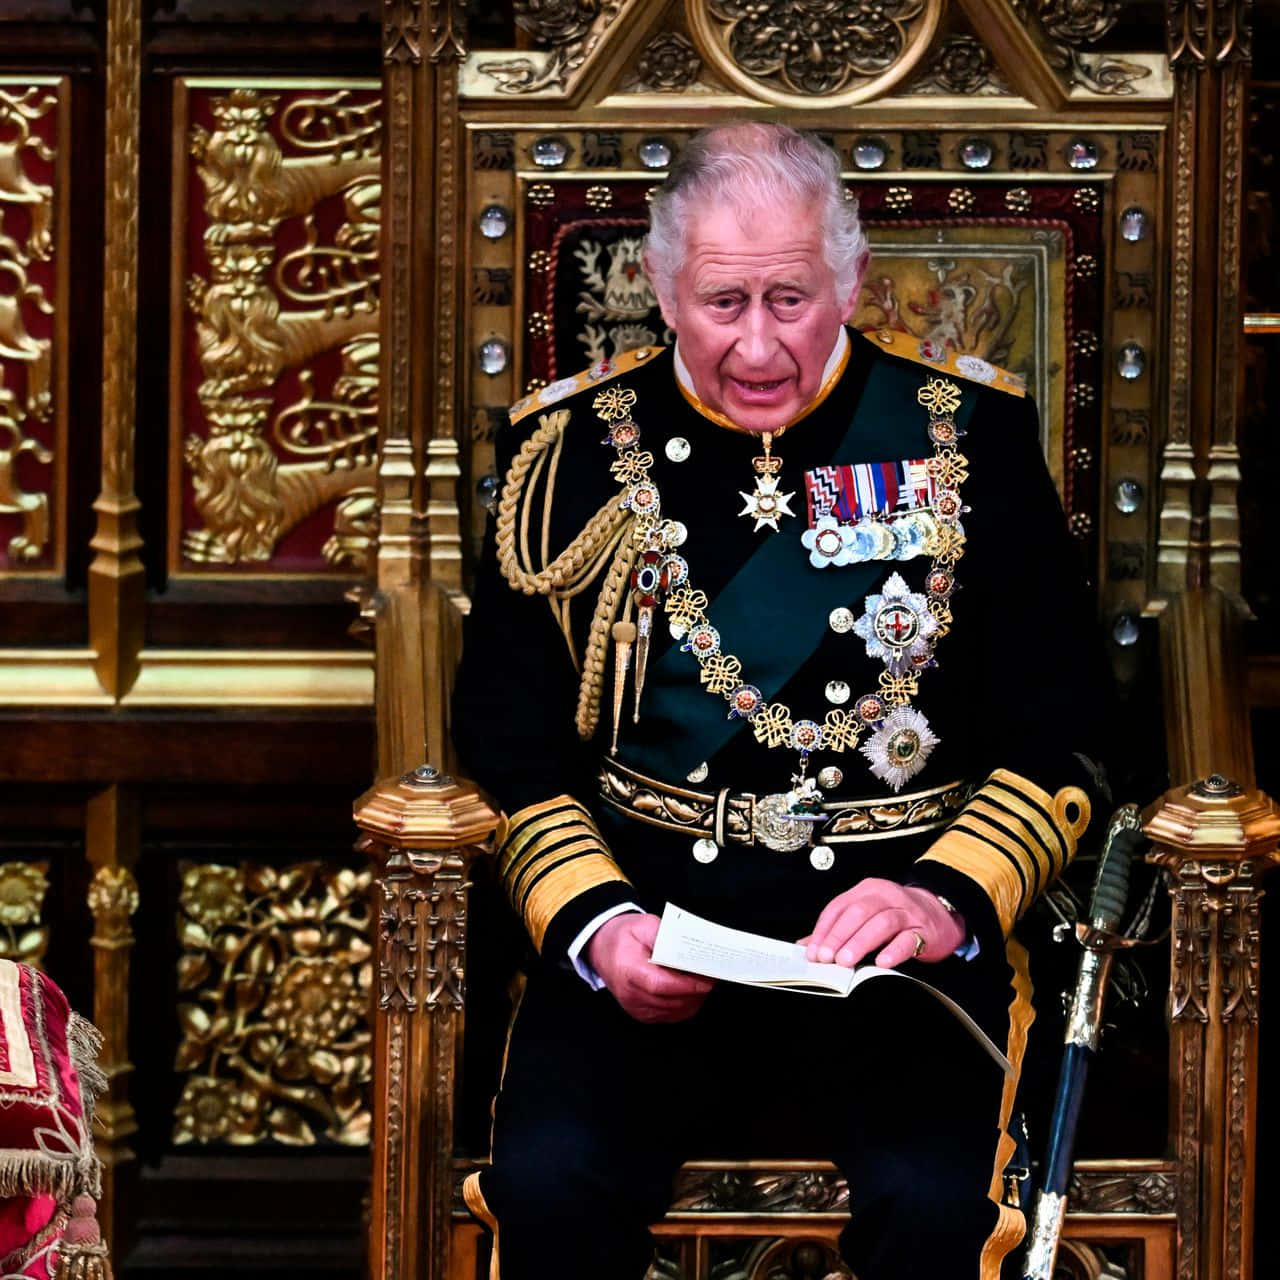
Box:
509;836;608;906
967;794;1060;889
495;797;579;869
916;769;1092;935
986;768;1089;850
916;828;1025;936
958;799;1053;892
985;776;1070;873
524;853;631;953
500;807;599;881
498;796;630;951
499;797;607;877
495;794;573;847
947;815;1038;901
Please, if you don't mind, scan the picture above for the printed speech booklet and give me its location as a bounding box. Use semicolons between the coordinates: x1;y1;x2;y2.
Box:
650;903;1011;1076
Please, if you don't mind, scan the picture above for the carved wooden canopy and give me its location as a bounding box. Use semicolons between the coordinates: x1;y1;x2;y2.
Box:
458;0;1170;106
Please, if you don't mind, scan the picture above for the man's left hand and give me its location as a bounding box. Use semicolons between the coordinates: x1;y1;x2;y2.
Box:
800;879;966;967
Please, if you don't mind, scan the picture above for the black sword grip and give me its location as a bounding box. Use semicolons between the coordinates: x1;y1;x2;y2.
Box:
1089;818;1142;934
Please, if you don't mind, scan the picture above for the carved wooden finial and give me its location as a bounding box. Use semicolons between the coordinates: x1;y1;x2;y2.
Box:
353;764;500;856
1144;774;1280;864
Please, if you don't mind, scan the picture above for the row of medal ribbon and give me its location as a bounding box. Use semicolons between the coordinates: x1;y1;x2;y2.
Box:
799;457;960;569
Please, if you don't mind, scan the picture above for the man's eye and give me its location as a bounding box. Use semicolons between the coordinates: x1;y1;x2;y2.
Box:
710;296;740;310
773;294;804;309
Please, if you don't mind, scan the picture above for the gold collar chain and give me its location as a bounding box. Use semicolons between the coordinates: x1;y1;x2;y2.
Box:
591;376;970;800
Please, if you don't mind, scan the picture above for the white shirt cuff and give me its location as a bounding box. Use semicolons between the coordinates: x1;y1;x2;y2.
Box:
567;902;644;989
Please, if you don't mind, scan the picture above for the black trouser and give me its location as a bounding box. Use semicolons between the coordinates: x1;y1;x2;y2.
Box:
467;961;1023;1280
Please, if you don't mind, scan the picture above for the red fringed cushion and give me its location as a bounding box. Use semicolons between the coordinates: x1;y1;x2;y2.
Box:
0;960;104;1279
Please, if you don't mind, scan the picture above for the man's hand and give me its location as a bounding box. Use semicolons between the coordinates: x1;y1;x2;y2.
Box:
585;912;713;1023
800;879;966;968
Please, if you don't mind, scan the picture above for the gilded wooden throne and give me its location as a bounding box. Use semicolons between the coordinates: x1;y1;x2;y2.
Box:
356;3;1279;1279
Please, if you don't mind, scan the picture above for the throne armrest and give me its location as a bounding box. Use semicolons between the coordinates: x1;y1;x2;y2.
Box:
354;764;500;1280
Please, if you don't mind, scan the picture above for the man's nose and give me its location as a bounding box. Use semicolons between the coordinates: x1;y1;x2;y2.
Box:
736;301;778;366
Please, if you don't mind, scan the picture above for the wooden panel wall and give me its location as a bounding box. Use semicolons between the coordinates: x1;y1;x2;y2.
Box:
0;5;380;1277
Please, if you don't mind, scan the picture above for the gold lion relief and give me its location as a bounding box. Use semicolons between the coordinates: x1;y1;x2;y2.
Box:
179;84;381;570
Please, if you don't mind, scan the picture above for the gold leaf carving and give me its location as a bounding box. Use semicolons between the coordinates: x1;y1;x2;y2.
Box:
1022;0;1153;95
181;85;382;569
472;0;624;95
0;85;58;567
690;0;942;107
88;864;140;947
323;485;378;571
0;88;55;261
279;91;381;161
172;860;372;1147
0;860;49;967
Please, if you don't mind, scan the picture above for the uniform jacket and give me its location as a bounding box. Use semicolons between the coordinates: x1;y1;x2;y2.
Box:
452;328;1106;1035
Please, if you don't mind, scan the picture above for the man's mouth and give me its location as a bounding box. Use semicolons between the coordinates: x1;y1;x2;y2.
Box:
731;377;787;392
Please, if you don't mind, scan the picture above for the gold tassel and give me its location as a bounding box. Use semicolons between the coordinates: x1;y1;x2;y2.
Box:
610;621;635;755
633;606;653;723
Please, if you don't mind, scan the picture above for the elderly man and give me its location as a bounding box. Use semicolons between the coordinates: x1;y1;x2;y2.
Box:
453;123;1104;1280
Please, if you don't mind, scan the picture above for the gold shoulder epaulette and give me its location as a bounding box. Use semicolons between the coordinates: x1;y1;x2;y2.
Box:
508;345;666;425
864;328;1026;397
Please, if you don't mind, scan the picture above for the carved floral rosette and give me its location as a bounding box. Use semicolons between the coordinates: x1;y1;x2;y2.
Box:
0;78;66;574
686;0;944;107
0;859;50;965
173;80;382;574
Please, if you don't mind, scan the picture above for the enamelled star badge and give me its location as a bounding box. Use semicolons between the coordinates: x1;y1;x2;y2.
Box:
852;572;939;674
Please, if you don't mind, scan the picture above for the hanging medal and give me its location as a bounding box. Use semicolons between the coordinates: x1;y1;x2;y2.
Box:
739;431;796;532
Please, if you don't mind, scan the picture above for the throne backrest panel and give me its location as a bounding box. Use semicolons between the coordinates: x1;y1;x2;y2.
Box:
466;124;1165;656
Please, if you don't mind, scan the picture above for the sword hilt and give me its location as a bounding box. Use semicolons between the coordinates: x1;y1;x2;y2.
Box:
1066;806;1144;1051
1088;804;1143;936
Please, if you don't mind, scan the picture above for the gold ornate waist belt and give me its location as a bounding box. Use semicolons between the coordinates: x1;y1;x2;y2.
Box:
597;759;973;853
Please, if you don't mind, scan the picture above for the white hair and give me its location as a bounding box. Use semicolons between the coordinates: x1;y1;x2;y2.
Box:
644;122;868;306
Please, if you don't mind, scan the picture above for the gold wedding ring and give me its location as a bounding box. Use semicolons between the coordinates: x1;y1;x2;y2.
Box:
911;930;926;959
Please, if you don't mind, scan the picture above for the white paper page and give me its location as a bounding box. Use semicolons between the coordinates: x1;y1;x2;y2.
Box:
651;903;852;991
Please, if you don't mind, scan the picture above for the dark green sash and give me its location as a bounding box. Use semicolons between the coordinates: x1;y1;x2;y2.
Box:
622;357;978;779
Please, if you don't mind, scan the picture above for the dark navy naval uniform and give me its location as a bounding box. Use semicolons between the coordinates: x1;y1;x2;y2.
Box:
451;328;1106;1280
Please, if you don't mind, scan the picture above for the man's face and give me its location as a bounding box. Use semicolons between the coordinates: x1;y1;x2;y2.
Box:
652;198;861;432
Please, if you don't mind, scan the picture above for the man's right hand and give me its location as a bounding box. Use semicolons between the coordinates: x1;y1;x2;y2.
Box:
585;912;713;1023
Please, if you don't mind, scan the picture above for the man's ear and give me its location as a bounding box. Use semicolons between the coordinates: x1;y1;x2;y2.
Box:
839;249;870;325
644;251;678;330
